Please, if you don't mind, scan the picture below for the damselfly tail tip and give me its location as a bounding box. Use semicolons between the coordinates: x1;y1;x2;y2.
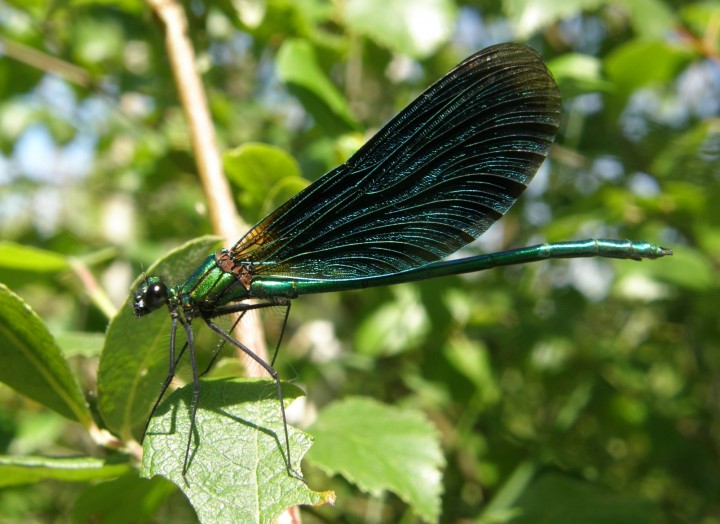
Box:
642;245;673;260
629;243;673;261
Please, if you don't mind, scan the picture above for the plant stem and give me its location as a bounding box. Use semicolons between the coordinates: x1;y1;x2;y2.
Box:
146;0;270;373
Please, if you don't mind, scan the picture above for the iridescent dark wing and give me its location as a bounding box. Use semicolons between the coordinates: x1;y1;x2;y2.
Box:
231;43;561;279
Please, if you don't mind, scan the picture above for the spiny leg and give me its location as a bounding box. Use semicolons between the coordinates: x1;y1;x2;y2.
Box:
205;318;302;480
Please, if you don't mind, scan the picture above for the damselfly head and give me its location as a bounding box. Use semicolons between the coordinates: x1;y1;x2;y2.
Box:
132;276;169;317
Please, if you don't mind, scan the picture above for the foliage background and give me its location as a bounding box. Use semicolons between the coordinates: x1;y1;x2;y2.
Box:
0;0;718;522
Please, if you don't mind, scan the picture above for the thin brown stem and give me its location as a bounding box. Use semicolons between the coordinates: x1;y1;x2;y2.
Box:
146;0;269;374
0;36;94;87
68;258;117;320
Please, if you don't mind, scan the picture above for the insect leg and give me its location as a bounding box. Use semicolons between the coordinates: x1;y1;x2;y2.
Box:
205;318;302;480
180;316;200;479
142;311;187;443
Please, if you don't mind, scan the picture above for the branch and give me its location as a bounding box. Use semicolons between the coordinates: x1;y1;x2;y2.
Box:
0;36;93;87
145;0;269;373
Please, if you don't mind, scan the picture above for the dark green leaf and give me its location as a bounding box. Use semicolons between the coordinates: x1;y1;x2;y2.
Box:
73;473;179;524
510;471;660;524
443;336;500;403
652;120;720;184
0;284;91;425
141;378;334;523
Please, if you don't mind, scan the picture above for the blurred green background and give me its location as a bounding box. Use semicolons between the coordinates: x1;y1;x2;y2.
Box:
0;0;718;522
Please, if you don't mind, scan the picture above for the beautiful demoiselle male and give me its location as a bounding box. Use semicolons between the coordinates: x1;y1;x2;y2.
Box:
132;42;671;479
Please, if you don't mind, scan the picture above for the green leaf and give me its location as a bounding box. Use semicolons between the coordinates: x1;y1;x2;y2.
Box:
354;285;429;357
443;336;500;405
55;331;105;358
141;378;334;523
67;0;144;14
682;3;720;43
342;0;456;58
71;17;125;72
509;471;660;523
635;245;716;291
505;0;674;39
0;455;131;487
0;242;71;286
307;397;444;523
276;39;358;133
652;120;720;184
548;53;612;97
605;40;693;101
0;242;70;273
504;0;604;39
0;284;91;425
97;236;223;442
73;473;178;524
223;142;309;223
619;0;676;39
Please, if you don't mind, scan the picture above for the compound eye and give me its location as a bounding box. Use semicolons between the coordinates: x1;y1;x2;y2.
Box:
132;277;168;316
145;281;168;309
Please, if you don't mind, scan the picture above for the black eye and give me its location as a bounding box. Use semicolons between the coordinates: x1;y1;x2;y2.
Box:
132;278;168;316
145;282;168;308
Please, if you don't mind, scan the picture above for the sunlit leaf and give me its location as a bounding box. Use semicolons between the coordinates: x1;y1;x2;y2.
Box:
276;39;357;133
605;40;693;101
505;0;674;39
54;331;105;358
224;142;309;223
141;378;334;523
505;0;603;38
307;397;444;523
0;241;70;274
0;455;130;487
548;53;611;97
0;284;91;425
620;0;676;39
342;0;456;58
